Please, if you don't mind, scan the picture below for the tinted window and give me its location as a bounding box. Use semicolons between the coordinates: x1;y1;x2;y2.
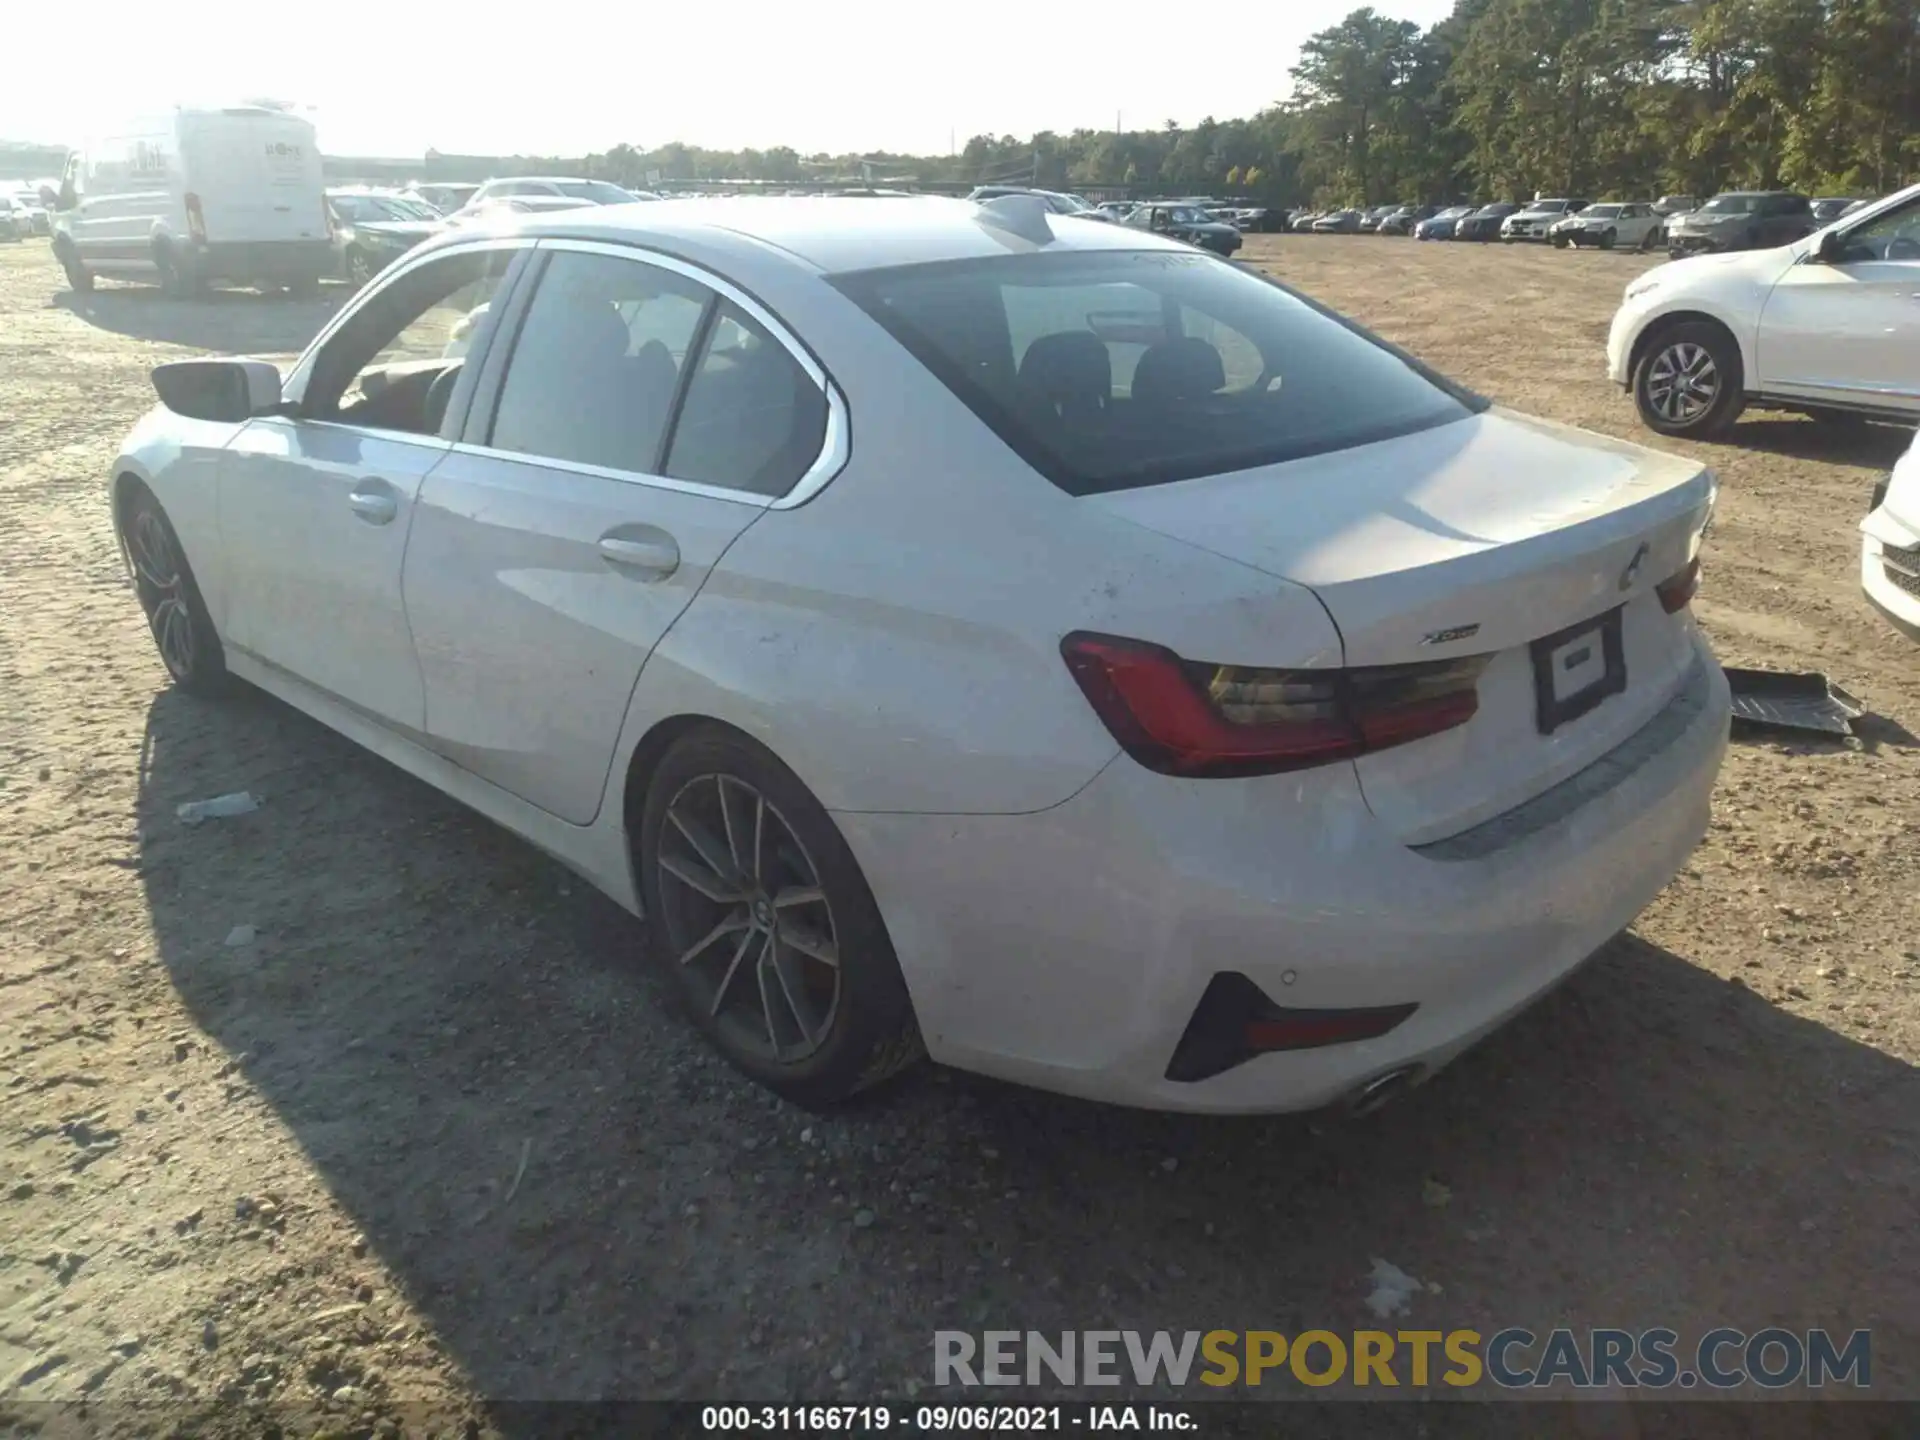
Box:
557;180;637;204
834;249;1479;496
489;251;713;473
664;301;827;497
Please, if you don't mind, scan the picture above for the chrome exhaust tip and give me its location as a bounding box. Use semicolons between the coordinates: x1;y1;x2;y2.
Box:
1347;1064;1423;1117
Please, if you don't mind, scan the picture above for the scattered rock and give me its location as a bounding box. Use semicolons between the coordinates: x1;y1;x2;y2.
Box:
201;1320;218;1350
224;925;257;948
830;1363;848;1382
1422;1177;1452;1209
1160;1157;1179;1172
852;1208;876;1229
1363;1258;1421;1319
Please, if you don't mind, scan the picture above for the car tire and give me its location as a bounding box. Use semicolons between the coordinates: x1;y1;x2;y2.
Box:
121;487;230;695
1632;320;1745;439
345;248;377;286
638;727;924;1109
57;247;93;292
1598;228;1617;250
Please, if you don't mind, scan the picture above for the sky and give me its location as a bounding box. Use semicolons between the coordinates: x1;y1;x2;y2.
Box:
3;0;1455;160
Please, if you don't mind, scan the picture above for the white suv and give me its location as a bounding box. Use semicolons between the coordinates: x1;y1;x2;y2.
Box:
1863;428;1920;644
1607;182;1920;438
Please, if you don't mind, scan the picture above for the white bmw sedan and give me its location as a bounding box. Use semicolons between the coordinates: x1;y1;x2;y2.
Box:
109;195;1730;1113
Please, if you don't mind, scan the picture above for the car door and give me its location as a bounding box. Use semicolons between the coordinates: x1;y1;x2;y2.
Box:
1757;193;1920;413
401;240;840;824
216;241;526;732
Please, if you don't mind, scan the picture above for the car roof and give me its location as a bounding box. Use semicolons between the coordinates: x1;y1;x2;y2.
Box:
478;195;1197;274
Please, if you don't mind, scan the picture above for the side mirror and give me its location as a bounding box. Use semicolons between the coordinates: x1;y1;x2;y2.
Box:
57;182;77;211
1814;229;1847;264
151;359;283;423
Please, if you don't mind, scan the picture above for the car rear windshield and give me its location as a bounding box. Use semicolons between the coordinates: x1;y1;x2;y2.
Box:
831;249;1481;496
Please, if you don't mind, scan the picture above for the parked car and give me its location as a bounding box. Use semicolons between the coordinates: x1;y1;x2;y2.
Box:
1501;198;1590;242
1413;205;1477;241
452;195;596;224
108;196;1729;1112
1812;197;1867;224
966;186;1104;220
1126;202;1242;255
1862;426;1920;644
0;197;21;243
52;105;331;296
1377;205;1440;237
1551;202;1662;250
1356;204;1400;233
327;190;449;284
1664;191;1815;258
408;183;480;215
1455;202;1519;242
1311;209;1363;234
1651;196;1698;218
5;189;50;235
1236;207;1289;233
460;177;646;213
1608;181;1920;437
1289;211;1323;233
1095;201;1136;221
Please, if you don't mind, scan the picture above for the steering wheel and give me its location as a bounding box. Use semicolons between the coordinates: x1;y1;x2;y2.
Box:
1887;236;1920;261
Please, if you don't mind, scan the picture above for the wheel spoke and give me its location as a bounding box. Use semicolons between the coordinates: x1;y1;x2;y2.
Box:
709;928;758;1018
659;850;737;904
780;918;839;968
773;884;824;910
679;908;749;966
750;795;765;886
669;805;741;890
754;935;782;1050
768;936;821;1046
716;776;745;878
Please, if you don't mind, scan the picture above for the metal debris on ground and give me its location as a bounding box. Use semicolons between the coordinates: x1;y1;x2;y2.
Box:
1723;669;1865;739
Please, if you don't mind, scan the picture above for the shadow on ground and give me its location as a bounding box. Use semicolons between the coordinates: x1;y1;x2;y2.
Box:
132;683;1920;1419
54;284;346;353
1722;415;1914;469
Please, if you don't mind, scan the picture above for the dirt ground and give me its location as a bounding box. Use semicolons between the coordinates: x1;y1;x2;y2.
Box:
2;233;1917;1434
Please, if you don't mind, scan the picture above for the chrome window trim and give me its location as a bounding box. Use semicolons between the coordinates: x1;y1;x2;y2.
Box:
441;440;773;509
280;235;539;404
519;236;851;509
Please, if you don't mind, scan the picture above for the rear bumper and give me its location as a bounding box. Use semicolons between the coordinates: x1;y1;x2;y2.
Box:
187;239;332;283
840;636;1730;1113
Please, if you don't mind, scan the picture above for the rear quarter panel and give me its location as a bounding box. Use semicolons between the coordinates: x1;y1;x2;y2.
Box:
613;260;1346;816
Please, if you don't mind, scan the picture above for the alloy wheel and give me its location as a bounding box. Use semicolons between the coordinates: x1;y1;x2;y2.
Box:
129;508;195;678
655;773;841;1063
1645;342;1720;424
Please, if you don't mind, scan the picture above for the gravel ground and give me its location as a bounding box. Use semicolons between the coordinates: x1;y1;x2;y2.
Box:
2;234;1917;1435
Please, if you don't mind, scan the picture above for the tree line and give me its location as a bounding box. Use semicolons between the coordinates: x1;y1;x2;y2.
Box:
573;0;1916;207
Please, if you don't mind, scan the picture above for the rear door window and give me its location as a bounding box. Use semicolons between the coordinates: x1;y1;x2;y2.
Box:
663;301;829;497
834;249;1478;495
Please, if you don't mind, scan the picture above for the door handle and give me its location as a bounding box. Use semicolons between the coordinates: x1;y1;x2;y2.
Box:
348;486;398;525
598;533;680;577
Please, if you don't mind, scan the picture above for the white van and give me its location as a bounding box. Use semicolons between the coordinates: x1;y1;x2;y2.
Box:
52;105;330;296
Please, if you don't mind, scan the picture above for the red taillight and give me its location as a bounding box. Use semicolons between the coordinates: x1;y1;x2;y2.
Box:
184;191;206;242
1657;557;1701;613
1060;631;1486;778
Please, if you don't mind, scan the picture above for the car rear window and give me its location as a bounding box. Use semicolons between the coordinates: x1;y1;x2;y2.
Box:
831;250;1480;496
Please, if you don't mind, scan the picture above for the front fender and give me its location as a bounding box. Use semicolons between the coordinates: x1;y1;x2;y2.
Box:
112;406;249;630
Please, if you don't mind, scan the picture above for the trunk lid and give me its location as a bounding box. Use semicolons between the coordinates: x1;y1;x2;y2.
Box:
1086;408;1715;844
